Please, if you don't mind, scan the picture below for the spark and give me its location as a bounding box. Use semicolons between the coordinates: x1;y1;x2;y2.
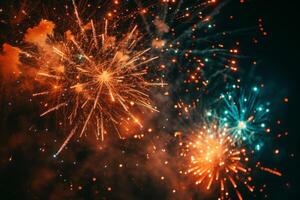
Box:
238;121;247;129
260;166;282;177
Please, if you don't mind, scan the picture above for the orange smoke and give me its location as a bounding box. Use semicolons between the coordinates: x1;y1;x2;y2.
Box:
153;18;169;33
65;30;75;41
0;43;21;80
24;19;55;47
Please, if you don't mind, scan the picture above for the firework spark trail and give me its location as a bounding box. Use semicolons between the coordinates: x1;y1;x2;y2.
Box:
146;1;248;99
171;1;228;44
260;166;282;177
53;125;78;158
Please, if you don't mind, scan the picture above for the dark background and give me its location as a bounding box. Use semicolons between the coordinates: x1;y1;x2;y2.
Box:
246;0;299;199
0;0;299;199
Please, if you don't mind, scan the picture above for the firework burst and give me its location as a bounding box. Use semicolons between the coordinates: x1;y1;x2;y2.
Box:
218;85;271;147
180;123;254;200
26;1;165;156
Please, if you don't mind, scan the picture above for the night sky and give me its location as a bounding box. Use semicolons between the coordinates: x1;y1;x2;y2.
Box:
0;0;298;199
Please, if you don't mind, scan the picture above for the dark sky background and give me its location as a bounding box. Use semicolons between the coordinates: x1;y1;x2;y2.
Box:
245;0;299;199
0;0;299;199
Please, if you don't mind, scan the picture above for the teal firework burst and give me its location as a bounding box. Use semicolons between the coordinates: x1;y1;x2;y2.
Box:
218;85;271;147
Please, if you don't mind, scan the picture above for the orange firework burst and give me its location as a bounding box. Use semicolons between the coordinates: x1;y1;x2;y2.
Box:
180;124;254;200
26;1;164;156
